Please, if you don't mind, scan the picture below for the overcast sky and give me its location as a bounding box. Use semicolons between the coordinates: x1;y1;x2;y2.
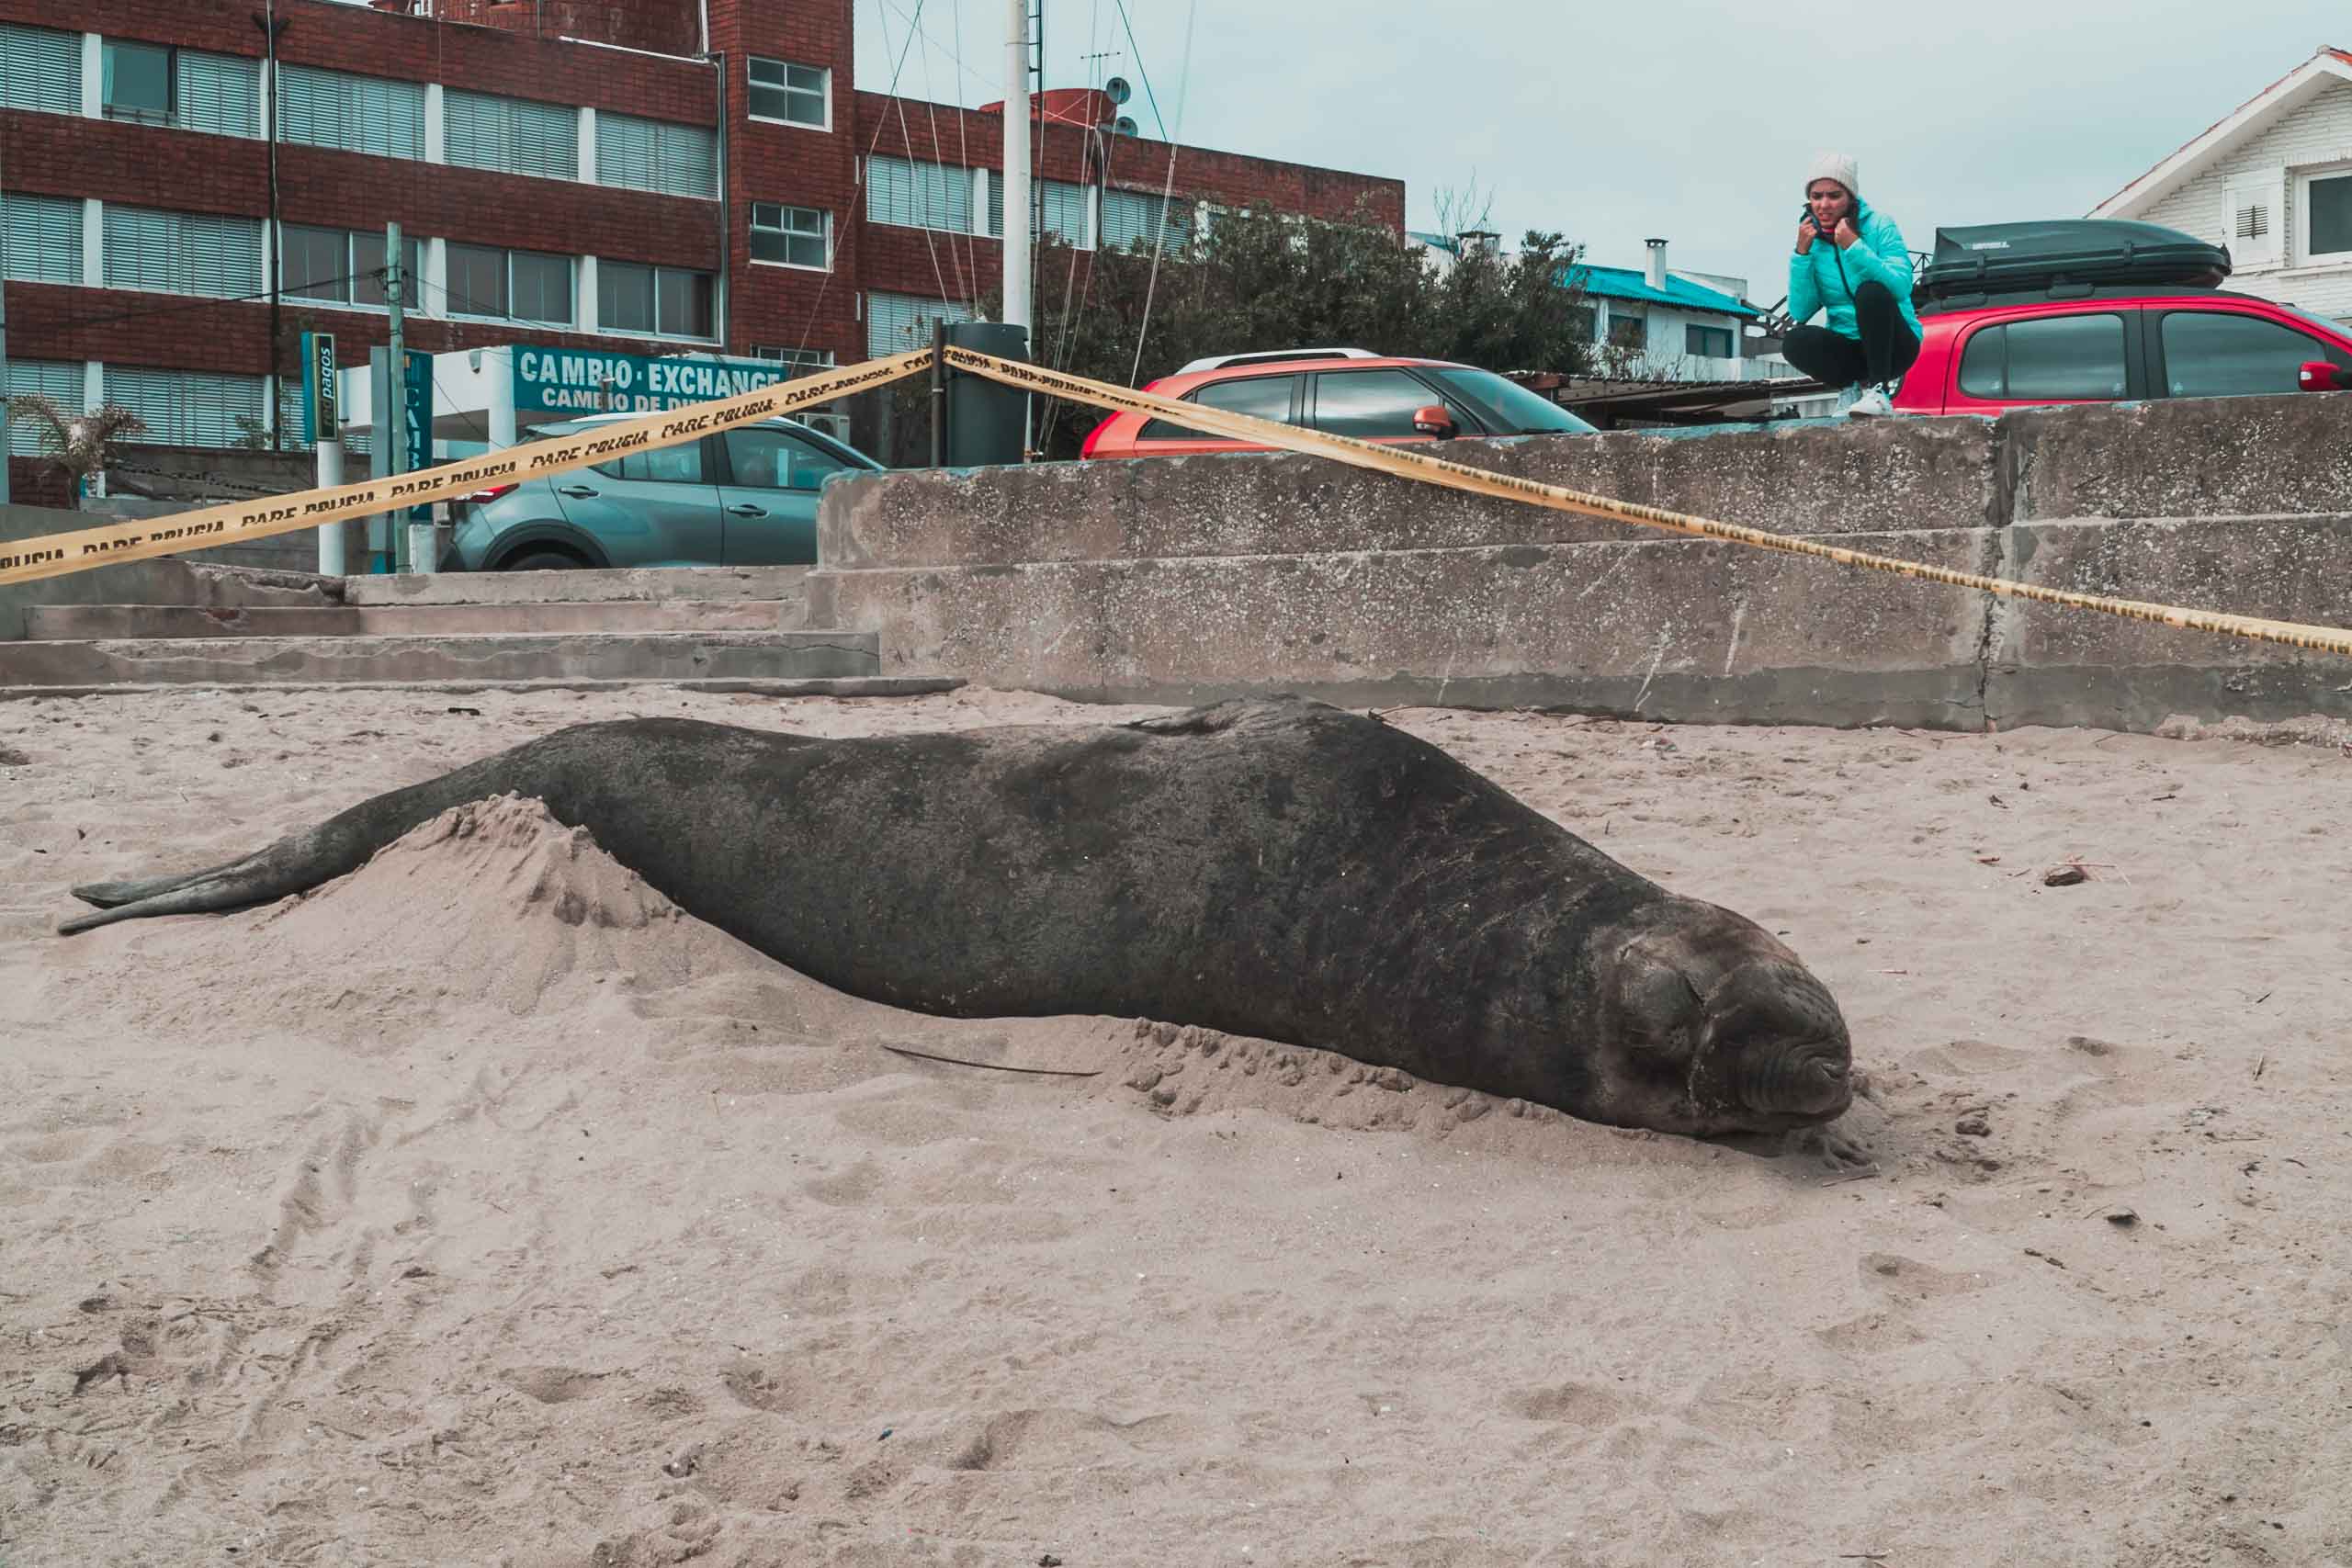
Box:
854;0;2344;309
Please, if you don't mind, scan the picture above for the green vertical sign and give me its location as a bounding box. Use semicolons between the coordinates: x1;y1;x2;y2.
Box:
401;350;433;524
300;332;338;444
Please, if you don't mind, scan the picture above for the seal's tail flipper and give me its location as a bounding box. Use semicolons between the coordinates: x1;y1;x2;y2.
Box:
71;854;254;908
56;859;279;935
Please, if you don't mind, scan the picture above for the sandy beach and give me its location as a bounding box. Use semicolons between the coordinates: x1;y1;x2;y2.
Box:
2;684;2346;1567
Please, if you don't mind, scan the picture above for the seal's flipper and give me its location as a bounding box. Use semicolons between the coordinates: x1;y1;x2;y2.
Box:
57;866;276;935
72;854;254;908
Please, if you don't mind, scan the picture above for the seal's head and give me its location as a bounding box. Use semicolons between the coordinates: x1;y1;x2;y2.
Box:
1587;897;1853;1136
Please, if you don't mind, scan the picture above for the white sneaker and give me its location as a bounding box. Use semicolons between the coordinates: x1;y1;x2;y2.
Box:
1846;386;1894;419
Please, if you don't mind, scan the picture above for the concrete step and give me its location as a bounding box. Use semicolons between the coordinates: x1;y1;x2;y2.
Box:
25;598;795;639
0;628;878;691
0;674;962;702
339;565;812;606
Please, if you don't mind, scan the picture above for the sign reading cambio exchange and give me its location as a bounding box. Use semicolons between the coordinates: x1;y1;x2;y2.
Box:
513;348;807;415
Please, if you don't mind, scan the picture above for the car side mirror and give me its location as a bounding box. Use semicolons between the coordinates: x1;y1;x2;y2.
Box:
1411;404;1456;437
2298;360;2343;392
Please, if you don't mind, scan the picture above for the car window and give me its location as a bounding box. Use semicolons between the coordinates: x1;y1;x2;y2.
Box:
1136;374;1295;442
1426;367;1595;434
2160;310;2348;398
1313;368;1448;438
1954;314;2126;400
723;426;843;491
593;438;706;484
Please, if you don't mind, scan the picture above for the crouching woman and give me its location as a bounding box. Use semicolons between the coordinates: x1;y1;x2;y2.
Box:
1784;152;1920;417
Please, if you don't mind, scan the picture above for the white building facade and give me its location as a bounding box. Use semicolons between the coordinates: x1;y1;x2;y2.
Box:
2092;48;2352;324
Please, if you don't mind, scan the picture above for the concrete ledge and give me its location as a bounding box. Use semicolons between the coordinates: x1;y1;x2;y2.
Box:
820;417;2001;570
0;629;879;689
2008;394;2352;520
336;565;812;605
0;674;961;703
26;598;791;639
812;531;1996;728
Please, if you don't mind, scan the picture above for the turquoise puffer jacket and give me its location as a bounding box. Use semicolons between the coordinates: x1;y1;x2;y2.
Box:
1788;198;1920;342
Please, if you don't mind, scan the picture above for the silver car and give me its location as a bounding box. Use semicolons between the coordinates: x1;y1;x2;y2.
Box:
446;413;885;570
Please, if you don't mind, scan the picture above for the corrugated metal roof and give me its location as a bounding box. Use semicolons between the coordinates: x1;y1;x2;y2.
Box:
1566;264;1758;319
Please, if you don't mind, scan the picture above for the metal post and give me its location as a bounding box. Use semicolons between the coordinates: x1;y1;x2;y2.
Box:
384;220;406;573
929;318;947;468
316;434;345;575
1002;0;1032;333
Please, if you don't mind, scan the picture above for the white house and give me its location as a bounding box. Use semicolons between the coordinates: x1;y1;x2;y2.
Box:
2091;46;2352;322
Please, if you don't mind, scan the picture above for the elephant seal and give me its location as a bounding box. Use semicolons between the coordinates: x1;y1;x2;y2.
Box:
58;696;1851;1135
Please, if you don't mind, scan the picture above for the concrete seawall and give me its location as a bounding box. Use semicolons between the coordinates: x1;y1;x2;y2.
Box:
808;394;2352;731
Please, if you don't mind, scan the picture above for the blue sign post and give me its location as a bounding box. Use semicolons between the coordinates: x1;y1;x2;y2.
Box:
401;350;433;525
300;332;338;445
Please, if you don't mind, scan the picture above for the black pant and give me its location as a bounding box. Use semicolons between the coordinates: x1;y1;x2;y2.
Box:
1782;280;1920;391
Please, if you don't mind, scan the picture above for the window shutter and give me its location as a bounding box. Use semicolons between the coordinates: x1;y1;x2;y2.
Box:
597;113;654;190
104;207;178;292
1042;180;1090;248
2224;170;2282;268
108;367;266;447
868;157;914;228
444;88;503;170
188;213;264;297
175;51;260;138
0;23;81;115
281;65;422;158
514;97;577;179
866;291;971;358
5;359;86;456
3;194;83;285
278;64;344;150
656;122;716;197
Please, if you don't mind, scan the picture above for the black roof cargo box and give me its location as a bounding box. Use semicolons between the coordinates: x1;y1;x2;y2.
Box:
1918;219;2231;306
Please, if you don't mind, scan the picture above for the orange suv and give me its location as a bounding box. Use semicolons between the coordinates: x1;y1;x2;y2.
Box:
1080;348;1598;458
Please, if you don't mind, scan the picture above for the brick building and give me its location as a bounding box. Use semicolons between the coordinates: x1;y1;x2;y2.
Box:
0;0;1402;501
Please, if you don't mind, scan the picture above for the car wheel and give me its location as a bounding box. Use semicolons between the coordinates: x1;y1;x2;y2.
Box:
501;548;590;571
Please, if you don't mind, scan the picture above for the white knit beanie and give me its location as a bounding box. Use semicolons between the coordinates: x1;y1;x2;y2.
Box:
1805;151;1860;200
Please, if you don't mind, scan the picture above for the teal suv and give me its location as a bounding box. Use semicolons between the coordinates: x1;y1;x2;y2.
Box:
446;413;885;570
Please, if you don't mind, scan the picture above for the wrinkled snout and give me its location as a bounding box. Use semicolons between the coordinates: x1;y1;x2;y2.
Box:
1702;959;1854;1126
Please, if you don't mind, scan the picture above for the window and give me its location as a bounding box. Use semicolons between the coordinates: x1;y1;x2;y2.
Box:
597;113;717;198
1606;312;1646;351
278;64;425;160
2160;310;2349;399
6;359;85;457
447;243;574;325
723;426;848;491
599;260;714;338
281;224;420;307
750;345;836;377
867;290;972;358
105;366;267;448
866;156;976;233
1313;368;1449;439
2;194;83;285
445;90;577;180
102;40;172;123
594;439;706;484
104;206;263;297
2303;170;2352;261
986;174;1091;248
100;42;259;136
1571;304;1597;343
1426;367;1596;434
1138;373;1296;441
748;58;828;127
0;23;82;116
1956;314;2126;400
1101;188;1192;254
752;203;829;269
1686;323;1735;359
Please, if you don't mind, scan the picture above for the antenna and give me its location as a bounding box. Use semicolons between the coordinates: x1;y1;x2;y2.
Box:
1103;74;1132;106
1114;115;1136;136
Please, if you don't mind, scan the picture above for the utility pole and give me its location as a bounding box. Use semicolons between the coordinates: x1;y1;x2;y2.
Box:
385;220;407;572
1002;0;1031;333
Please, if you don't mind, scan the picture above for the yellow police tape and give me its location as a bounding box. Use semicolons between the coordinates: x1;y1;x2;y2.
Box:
5;337;2350;663
0;349;934;587
942;346;2352;661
